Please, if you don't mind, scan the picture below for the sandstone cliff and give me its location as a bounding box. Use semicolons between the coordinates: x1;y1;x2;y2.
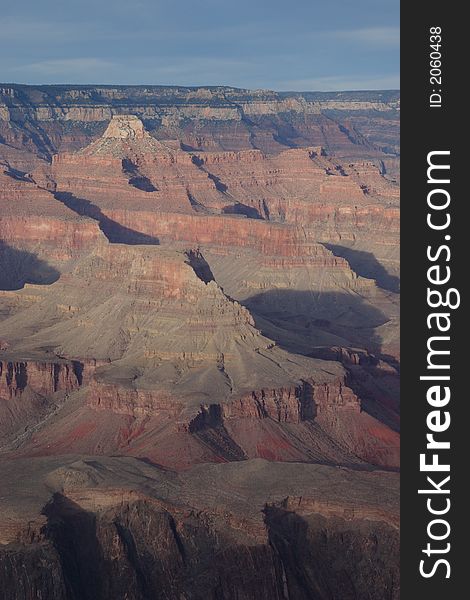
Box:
0;105;400;598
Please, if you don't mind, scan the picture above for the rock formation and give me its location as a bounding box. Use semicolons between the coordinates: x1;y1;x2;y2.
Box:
0;457;399;599
0;85;399;172
0;96;400;598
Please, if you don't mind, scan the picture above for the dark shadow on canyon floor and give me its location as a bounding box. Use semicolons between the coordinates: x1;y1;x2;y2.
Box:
185;250;215;284
323;243;400;293
0;242;60;290
54;192;160;245
243;288;387;355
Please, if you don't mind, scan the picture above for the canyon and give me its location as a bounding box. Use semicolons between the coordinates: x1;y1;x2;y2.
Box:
0;85;400;599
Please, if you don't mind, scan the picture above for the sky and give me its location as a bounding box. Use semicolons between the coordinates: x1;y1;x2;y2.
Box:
0;0;399;91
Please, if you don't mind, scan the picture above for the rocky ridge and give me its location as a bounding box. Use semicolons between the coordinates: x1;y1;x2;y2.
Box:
0;107;400;598
0;85;400;172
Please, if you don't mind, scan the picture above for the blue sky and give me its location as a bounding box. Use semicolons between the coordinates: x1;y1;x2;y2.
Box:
0;0;399;91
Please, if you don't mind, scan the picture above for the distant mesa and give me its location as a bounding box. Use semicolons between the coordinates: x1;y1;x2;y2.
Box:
77;114;172;158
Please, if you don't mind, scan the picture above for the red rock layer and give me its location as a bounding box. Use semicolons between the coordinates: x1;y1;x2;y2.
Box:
0;166;103;263
109;209;349;259
46;123;399;274
76;377;399;469
87;381;183;417
0;359;80;399
0;114;399;473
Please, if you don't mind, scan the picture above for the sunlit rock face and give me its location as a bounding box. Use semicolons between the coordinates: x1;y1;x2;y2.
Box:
0;90;400;599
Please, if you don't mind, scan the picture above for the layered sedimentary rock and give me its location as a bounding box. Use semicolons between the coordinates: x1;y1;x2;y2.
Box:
0;360;80;399
0;162;103;287
46;114;399;295
0;359;82;450
0;85;399;168
0;103;400;597
0;238;399;469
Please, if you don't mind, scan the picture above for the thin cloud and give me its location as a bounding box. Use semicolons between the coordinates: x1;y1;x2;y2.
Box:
332;27;399;48
16;58;117;77
8;56;258;87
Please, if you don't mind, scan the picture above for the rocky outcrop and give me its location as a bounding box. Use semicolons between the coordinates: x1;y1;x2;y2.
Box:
0;354;398;468
0;214;102;263
0;456;400;600
185;382;398;468
0;360;81;399
0;495;399;600
0;85;399;166
217;381;360;424
0;94;400;597
265;506;399;600
87;382;182;417
0;542;67;600
0;359;84;448
78;375;396;469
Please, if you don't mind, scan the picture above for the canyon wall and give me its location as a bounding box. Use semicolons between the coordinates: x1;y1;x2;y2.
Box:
0;456;400;600
0;85;400;171
0;100;400;598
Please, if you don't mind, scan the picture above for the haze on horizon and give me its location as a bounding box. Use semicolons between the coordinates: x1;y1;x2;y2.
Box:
0;0;399;92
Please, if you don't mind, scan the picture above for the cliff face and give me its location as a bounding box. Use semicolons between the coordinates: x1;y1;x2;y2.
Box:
43;114;399;297
0;163;104;285
0;359;83;449
0;456;399;600
0;498;399;600
265;507;399;600
0;101;400;597
0;360;81;399
0;85;399;171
